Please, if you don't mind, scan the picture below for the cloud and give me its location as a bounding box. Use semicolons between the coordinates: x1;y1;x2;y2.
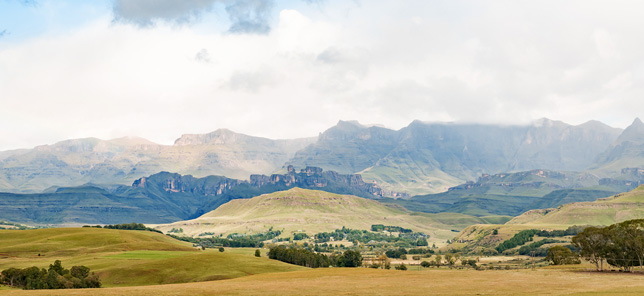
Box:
195;48;211;63
112;0;217;27
0;30;7;38
112;0;319;34
225;0;273;34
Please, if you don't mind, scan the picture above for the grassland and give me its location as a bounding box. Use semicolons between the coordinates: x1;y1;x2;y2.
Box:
152;188;504;244
0;228;304;287
3;267;644;295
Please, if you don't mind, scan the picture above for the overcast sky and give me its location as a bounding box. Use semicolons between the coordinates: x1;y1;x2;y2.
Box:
1;0;644;150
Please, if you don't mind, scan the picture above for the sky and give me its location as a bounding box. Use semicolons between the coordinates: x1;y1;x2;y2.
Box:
1;0;644;150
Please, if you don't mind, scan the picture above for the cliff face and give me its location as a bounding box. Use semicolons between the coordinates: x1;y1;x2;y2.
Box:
133;166;405;201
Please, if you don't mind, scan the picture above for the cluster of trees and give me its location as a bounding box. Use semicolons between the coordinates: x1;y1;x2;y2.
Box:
313;227;428;247
545;246;580;265
495;230;539;253
496;226;588;254
82;223;162;234
267;246;330;268
518;239;564;256
167;234;264;248
267;246;362;268
371;225;412;233
293;233;309;240
1;260;100;290
572;219;644;272
167;229;282;249
536;226;586;237
385;247;409;259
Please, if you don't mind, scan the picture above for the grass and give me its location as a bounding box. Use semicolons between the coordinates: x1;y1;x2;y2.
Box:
152;188;503;245
3;267;644;295
0;228;304;287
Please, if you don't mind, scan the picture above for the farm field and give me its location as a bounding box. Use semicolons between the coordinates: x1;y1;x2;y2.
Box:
2;267;644;295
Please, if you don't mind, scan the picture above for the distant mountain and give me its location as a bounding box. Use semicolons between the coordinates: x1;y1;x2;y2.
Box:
382;169;644;217
0;130;315;193
1;118;640;196
153;188;508;242
0;167;397;225
290;119;622;194
591;118;644;175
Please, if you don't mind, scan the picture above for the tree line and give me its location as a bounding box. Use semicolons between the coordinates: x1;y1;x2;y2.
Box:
82;222;162;234
1;260;100;290
268;246;362;268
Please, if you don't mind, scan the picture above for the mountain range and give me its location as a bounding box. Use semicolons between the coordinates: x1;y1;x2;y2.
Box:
1;118;643;197
0;167;397;225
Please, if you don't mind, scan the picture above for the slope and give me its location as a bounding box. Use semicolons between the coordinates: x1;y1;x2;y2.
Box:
0;228;303;287
153;188;508;242
506;185;644;226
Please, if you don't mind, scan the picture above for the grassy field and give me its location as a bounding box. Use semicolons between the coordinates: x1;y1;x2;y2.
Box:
0;228;304;287
2;267;644;295
152;188;504;245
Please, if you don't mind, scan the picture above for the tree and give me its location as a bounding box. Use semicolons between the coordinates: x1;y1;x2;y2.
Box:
546;246;580;265
70;266;90;279
340;250;363;267
219;247;225;252
420;261;431;268
572;226;609;271
434;255;442;268
395;264;407;270
255;249;261;257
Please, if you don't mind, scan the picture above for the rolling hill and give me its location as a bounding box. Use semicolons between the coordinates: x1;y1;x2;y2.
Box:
506;185;644;226
449;185;644;253
381;169;637;216
153;188;510;242
0;228;303;287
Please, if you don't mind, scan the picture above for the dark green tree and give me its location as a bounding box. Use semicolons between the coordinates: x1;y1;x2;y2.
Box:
545;246;580;265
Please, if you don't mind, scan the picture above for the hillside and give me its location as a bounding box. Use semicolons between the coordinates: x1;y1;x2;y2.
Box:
153;188;508;242
591;118;644;176
0;228;303;287
382;169;630;216
0;130;315;193
506;185;644;226
449;185;644;253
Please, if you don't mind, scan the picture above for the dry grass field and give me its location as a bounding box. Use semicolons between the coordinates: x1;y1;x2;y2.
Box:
3;267;644;295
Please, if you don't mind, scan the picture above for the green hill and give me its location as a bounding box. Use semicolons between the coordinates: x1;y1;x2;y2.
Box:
506;185;644;226
0;228;303;287
383;169;622;217
450;186;644;253
153;188;509;243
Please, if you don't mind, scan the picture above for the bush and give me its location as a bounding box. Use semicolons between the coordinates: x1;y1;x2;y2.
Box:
1;261;100;290
255;249;261;257
420;261;431;268
395;264;407;270
219;247;225;252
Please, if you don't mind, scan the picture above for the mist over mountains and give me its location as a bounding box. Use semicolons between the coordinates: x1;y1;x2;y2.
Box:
1;118;643;196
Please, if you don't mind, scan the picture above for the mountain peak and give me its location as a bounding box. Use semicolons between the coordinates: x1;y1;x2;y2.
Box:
174;129;246;146
611;117;644;145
